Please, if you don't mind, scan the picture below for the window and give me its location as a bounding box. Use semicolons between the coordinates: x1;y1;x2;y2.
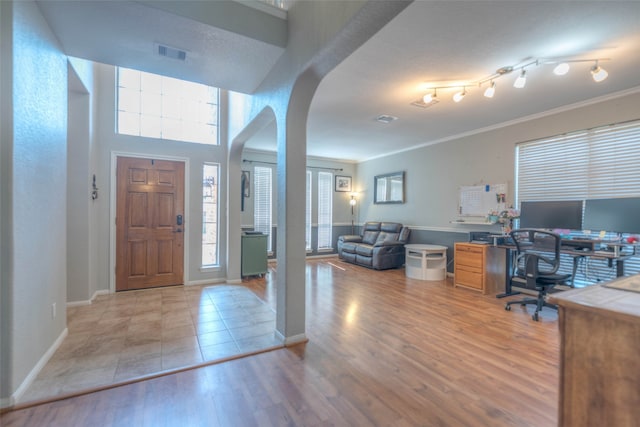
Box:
202;164;219;267
254;166;273;252
516;119;640;281
317;171;333;250
306;171;312;251
517;121;640;202
117;67;219;145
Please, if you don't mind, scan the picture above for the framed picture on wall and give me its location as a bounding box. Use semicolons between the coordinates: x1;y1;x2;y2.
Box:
335;175;352;192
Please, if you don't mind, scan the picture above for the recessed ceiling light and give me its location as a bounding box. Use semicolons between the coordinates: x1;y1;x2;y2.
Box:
375;115;398;124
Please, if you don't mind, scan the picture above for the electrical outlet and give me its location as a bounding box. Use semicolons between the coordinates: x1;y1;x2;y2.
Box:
52;302;56;319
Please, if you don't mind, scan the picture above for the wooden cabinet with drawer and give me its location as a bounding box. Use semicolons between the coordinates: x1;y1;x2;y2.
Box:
454;243;502;295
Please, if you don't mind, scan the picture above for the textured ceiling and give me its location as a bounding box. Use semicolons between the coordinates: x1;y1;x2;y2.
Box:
37;0;287;93
37;1;640;162
248;1;640;161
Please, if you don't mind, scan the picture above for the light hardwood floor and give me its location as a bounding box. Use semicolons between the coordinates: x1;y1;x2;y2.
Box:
2;258;560;426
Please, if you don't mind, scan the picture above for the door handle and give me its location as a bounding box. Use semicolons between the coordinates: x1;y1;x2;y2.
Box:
176;214;183;226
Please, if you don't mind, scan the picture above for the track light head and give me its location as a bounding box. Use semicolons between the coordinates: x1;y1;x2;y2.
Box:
484;81;496;98
423;89;438;104
591;63;608;82
453;88;466;103
513;70;527;89
553;62;570;76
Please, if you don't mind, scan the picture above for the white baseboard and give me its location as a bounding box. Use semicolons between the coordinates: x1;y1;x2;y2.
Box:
0;397;12;409
306;253;339;260
12;328;68;405
67;289;109;307
274;330;308;346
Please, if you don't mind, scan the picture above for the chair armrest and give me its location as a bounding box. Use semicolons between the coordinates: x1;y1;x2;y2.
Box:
339;235;362;243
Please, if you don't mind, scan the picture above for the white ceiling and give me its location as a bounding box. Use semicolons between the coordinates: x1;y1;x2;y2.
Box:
37;1;640;163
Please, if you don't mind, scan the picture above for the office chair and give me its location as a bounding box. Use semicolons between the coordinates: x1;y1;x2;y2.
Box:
505;229;571;321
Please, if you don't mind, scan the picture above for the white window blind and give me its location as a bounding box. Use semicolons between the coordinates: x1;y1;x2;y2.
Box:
517;121;640;201
317;172;333;250
254;166;273;252
516;119;640;281
306;171;312;251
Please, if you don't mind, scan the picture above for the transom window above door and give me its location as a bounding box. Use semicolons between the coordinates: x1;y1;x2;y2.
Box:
116;67;219;145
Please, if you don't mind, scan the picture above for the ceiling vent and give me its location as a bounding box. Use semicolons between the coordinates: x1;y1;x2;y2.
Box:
375;115;398;124
157;44;187;61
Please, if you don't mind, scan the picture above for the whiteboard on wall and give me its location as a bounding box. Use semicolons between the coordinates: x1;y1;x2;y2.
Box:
458;184;507;217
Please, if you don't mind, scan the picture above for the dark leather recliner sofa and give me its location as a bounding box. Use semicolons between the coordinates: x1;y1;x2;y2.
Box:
337;222;411;270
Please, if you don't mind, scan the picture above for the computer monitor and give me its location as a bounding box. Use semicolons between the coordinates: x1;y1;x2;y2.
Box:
519;200;584;230
583;197;640;234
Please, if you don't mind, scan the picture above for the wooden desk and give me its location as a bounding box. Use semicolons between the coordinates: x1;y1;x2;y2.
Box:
495;243;635;298
549;278;640;427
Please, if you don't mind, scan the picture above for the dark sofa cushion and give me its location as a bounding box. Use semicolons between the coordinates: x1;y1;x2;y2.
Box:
355;244;374;257
362;231;380;245
380;222;402;233
340;242;359;254
363;222;381;231
375;231;398;245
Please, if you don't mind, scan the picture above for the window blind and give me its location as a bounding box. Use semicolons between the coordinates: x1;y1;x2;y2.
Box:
516;119;640;281
317;172;333;250
306;171;312;251
254;166;272;252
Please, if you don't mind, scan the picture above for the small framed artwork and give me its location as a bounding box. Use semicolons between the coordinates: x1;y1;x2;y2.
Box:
335;175;352;192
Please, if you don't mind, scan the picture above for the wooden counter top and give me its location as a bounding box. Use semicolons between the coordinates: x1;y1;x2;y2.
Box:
549;274;640;323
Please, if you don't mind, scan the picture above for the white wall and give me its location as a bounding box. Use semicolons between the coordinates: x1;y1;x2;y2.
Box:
66;57;100;303
0;0;13;406
357;91;640;233
67;66;92;303
5;1;68;402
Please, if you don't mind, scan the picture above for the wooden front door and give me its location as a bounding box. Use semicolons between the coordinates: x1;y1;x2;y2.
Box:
116;157;185;291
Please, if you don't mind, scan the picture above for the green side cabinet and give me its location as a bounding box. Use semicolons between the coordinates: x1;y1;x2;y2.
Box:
241;233;268;277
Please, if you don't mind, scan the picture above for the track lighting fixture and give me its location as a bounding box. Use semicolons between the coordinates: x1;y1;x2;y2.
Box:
591;62;608;82
484;81;496;98
413;55;610;108
513;70;527;89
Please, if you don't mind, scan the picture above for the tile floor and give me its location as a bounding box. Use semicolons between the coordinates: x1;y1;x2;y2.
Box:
20;284;281;404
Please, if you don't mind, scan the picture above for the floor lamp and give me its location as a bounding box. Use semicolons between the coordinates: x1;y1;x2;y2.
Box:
349;194;357;235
